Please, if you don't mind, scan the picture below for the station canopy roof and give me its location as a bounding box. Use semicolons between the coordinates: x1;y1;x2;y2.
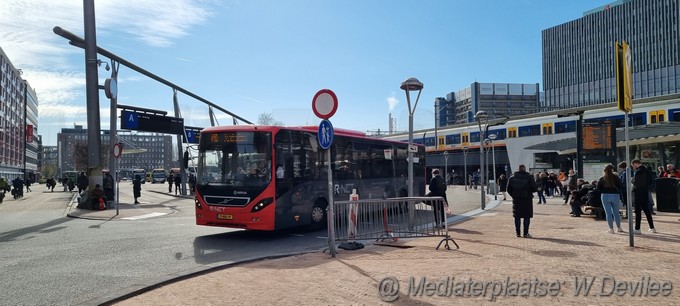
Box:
526;122;680;154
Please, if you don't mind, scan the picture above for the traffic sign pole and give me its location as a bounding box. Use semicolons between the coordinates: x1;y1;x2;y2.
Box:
313;89;339;257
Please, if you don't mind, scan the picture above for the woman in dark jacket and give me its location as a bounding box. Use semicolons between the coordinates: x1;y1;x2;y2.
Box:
596;164;623;233
133;175;142;204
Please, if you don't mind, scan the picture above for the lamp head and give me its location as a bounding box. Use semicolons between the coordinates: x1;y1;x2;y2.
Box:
474;110;489;121
400;77;423;91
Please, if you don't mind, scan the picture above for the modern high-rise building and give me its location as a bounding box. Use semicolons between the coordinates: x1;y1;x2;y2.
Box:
24;81;39;180
0;46;34;181
434;82;540;127
542;0;680;109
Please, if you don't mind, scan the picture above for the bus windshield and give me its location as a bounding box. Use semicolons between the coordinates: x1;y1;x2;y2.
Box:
198;131;272;187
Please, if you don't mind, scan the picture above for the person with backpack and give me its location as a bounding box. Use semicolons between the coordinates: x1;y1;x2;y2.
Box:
631;159;656;234
428;168;448;228
506;164;538;238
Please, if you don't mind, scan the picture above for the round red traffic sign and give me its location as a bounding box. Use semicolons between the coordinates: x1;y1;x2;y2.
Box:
113;143;122;158
312;89;338;119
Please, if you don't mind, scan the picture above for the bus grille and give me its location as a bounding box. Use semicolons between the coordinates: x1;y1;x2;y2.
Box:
203;196;251;207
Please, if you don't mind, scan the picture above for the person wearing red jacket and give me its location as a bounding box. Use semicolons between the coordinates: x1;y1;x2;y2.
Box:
663;164;680;178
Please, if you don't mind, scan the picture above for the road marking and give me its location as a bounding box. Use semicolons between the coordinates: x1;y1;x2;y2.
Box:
121;212;168;220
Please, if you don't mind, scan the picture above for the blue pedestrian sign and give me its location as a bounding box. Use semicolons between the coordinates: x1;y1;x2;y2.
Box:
318;120;334;150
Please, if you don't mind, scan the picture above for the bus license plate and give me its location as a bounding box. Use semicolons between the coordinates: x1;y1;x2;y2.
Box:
217;214;233;220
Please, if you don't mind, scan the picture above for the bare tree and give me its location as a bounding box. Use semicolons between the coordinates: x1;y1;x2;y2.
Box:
257;112;284;126
73;142;111;171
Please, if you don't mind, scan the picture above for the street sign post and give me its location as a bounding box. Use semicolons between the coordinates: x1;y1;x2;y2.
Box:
312;89;339;257
616;40;634;247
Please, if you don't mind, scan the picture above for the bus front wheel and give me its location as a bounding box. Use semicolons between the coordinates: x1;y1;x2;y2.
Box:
311;201;327;229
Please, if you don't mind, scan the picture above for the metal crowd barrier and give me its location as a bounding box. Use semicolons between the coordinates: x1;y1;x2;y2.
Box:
327;197;458;257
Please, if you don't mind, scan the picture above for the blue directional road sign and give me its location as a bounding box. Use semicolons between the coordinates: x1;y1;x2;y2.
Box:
183;126;203;144
318;120;334;150
120;110;184;135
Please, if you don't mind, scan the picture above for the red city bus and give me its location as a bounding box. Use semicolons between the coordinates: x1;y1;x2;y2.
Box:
195;125;426;231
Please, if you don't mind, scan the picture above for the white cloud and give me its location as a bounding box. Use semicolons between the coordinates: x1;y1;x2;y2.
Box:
387;92;399;111
1;0;219;134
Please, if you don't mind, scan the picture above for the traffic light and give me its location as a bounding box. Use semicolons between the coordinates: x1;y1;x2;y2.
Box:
615;41;633;112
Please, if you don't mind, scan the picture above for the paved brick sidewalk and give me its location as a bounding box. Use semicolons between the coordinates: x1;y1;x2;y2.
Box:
114;194;680;305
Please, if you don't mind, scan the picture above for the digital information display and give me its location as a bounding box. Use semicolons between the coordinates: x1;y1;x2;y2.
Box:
581;122;614;151
206;133;249;144
120;110;184;135
183;126;203;144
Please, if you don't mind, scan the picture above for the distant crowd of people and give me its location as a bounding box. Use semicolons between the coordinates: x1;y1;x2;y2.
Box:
500;161;680;238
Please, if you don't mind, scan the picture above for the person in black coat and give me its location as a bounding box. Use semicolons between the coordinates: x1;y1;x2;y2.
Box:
497;174;508;201
428;169;448;228
77;172;88;194
133;175;142;204
631;159;655;233
174;173;182;195
168;173;174;192
506;164;538;238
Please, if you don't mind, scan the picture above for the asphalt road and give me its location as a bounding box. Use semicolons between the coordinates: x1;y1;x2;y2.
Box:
0;182;328;305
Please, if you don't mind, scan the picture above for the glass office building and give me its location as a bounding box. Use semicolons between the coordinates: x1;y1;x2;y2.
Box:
542;0;680;109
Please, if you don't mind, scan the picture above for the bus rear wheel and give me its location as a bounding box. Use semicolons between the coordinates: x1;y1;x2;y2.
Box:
311;201;327;229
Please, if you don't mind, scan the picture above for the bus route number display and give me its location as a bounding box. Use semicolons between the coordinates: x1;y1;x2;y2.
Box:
581;122;613;151
209;133;248;144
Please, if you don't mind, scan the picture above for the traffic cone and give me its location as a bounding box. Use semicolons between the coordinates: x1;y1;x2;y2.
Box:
98;198;106;210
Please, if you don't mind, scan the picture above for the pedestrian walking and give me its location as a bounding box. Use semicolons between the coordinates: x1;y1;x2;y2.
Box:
536;172;547;204
174;173;181;195
168;173;173;193
188;173;196;195
506;164;538;238
133;175;142;204
596;164;624;234
427;169;448;228
497;174;508;201
25;178;32;193
631;159;656;234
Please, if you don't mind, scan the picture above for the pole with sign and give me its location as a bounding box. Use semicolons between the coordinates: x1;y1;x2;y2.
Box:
112;142;123;216
616;41;634;247
312;89;338;257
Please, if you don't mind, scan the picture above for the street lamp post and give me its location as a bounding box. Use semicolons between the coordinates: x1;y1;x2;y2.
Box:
463;146;469;190
488;133;497;200
401;77;424;197
475;111;489;210
443;151;449;188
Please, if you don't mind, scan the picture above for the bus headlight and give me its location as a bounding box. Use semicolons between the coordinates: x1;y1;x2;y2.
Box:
251;197;273;212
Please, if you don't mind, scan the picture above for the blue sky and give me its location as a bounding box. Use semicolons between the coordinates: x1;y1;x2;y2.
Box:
1;0;614;146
